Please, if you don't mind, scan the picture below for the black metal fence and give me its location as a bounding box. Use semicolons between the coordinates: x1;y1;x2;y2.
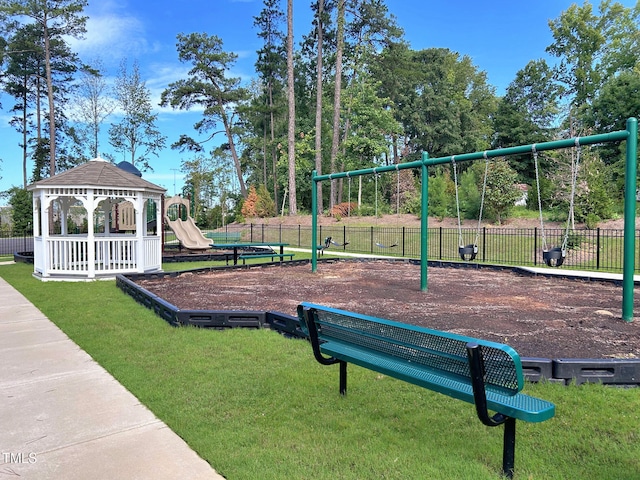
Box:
0;229;34;255
5;224;634;273
209;223;634;273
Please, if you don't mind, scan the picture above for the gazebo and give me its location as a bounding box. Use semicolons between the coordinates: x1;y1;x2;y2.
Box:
27;157;166;281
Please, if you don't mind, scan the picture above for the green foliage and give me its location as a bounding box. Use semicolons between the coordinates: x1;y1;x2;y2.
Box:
402;191;422;216
483;159;520;225
458;166;481;220
572;151;614;224
7;187;32;231
256;184;276;217
241;185;275;218
108;60;166;171
527;174;555;212
376;45;496;158
428;168;453;220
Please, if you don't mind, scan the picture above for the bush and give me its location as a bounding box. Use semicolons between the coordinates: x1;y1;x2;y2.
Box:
241;185;275;218
330;202;357;218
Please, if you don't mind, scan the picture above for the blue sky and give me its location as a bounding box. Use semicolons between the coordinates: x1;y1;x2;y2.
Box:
0;0;635;200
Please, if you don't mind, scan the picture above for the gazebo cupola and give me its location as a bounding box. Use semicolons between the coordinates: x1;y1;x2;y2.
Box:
27;157;166;281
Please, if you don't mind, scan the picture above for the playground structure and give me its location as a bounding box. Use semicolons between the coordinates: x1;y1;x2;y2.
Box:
164;196;212;250
311;118;638;321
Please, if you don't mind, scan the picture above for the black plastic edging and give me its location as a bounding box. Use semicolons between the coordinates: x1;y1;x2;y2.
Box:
116;263;640;386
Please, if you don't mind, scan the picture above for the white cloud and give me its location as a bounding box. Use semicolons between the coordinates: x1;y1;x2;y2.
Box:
68;6;155;65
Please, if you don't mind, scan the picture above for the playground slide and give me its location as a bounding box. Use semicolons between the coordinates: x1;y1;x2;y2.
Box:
165;216;211;250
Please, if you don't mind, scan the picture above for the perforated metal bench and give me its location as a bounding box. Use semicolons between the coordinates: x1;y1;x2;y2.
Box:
297;302;555;478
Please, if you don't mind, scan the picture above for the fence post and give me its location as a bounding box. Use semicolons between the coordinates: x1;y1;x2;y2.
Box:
534;227;538;266
439;227;442;260
343;225;347;251
370;226;374;253
482;227;486;262
596;228;600;270
298;225;301;247
402;226;405;257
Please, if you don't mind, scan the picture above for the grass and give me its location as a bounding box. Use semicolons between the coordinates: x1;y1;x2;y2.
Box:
2;261;640;479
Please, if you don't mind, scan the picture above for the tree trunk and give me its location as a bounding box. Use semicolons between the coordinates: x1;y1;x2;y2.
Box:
22;77;28;188
268;80;279;210
314;0;324;214
286;0;297;215
222;112;247;198
43;16;56;177
329;0;345;210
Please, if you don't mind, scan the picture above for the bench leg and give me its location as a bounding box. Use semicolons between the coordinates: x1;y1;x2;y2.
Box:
502;417;516;479
339;360;347;395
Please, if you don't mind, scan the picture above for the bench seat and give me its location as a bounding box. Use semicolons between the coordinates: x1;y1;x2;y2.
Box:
321;339;554;423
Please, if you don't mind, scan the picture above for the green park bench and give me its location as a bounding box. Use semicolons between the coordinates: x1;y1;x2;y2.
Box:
296;302;555;478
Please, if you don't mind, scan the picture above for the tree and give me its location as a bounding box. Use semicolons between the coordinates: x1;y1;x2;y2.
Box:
483;159;520;225
109;60;165;170
180;155;214;224
385;47;496;159
493;59;562;181
0;0;88;178
240;184;276;218
546;1;640;111
313;0;326;214
72;58;115;159
286;0;297;214
3;23;40;187
253;0;286;207
7;186;32;231
160;33;249;197
329;0;345;209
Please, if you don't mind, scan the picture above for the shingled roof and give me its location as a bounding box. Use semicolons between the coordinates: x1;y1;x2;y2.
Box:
27;158;166;193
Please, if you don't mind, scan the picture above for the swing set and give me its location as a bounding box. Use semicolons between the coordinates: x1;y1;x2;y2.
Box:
311;117;637;321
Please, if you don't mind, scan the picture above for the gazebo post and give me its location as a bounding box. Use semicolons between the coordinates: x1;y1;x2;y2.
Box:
136;195;145;273
87;189;96;279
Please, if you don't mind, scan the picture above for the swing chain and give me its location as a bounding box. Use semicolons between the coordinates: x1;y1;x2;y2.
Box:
533;145;548;252
452;157;465;248
474;152;490;247
562;139;581;253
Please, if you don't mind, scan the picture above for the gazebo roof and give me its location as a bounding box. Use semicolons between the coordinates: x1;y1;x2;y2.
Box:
27;158;166;193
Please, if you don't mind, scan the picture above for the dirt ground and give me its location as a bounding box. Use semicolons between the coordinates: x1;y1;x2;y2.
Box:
136;260;640;360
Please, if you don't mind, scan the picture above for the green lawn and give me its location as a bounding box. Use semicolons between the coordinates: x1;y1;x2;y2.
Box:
1;261;639;479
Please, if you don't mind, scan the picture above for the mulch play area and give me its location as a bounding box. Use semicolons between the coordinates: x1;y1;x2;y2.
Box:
134;260;640;360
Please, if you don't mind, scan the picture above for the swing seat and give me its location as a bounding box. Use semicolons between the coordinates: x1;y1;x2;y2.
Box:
376;242;398;249
543;247;565;267
317;237;332;255
459;244;478;261
330;239;349;247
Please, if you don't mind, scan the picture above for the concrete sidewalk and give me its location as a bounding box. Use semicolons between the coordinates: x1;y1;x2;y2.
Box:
0;276;225;480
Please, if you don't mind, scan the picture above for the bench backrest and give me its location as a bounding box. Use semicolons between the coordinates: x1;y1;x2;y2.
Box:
298;302;524;396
